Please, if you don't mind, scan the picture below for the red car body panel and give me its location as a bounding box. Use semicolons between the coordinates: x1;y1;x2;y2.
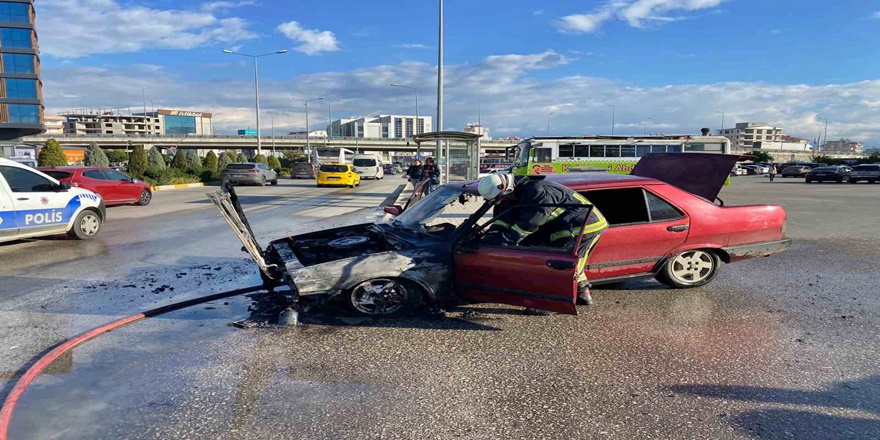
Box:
37;167;152;206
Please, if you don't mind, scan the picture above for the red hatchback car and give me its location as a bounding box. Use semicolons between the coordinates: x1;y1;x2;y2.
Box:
39;167;153;206
214;154;791;318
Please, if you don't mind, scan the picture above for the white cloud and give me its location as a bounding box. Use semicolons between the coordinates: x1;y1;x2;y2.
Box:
769;29;782;34
41;52;880;144
556;0;724;33
874;11;880;19
276;21;340;55
38;0;257;58
533;10;544;15
394;43;432;49
201;0;256;12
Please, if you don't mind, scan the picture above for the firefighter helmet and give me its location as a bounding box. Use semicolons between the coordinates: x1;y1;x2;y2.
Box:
478;173;514;200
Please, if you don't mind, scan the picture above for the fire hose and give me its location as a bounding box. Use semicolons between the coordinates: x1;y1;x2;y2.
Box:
0;284;267;440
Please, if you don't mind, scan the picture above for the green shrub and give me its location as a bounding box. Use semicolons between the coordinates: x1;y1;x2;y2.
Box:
147;146;166;170
38;139;68;167
225;151;238;163
236;152;248;163
186;151;201;168
84;142;110;167
106;149;128;164
171;150;187;169
203;151;219;172
254;154;267;165
218;152;232;171
128;145;148;177
267;155;281;170
142;167;202;186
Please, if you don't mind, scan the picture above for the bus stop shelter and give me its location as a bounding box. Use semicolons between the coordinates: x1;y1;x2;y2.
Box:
412;131;483;183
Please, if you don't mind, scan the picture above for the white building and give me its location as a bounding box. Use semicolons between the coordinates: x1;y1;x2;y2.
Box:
137;109;214;135
822;138;863;154
43;115;64;135
718;122;783;150
61;111;163;135
463;123;490;140
327;115;432;139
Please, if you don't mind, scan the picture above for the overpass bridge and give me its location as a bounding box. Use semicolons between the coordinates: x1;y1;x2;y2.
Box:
14;134;516;156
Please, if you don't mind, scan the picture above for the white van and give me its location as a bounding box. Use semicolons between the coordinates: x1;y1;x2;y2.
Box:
0;158;106;243
352;154;384;180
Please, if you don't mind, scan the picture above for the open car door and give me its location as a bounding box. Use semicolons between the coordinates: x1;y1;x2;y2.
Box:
208;185;275;281
631;153;741;202
453;204;594;315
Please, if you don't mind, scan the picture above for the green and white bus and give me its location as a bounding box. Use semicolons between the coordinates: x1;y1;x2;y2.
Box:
510;135;731;176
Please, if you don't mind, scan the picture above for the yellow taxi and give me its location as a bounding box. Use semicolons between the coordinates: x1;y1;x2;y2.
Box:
316;163;361;188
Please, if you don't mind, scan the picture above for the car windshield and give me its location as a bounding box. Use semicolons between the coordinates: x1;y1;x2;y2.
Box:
353;158;376;167
811;167;835;172
225;164;255;170
853;165;880;171
394;186;472;229
321;165;348;172
42;170;72;179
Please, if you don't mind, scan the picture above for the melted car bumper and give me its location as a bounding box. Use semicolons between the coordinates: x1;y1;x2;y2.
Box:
723;238;791;261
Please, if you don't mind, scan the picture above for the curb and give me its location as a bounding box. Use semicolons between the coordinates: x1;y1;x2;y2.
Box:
151;182;206;191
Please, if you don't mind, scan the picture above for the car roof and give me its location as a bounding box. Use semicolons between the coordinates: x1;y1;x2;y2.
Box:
36;166;110;171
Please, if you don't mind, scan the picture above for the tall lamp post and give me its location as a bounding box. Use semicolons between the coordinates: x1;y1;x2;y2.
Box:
289;96;325;160
817;117;828;152
644;117;652;136
608;104;615;135
222;49;288;156
715;111;725;135
547;112;554;136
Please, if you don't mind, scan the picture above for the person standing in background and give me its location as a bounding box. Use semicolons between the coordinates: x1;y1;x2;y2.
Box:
406;160;424;191
769;164;777;182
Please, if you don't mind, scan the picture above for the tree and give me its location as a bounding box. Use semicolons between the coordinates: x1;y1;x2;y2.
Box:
218;151;232;171
203;151;219;172
106;149;128;164
128;145;148;177
236;152;248;163
748;150;774;163
147;146;166;170
254;153;267;165
84;142;110;167
283;149;304;162
267;155;281;170
171;150;187;169
38;139;68;167
186;150;201;168
225;151;238;163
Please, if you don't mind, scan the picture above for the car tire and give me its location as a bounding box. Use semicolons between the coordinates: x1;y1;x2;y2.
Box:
655;250;721;289
67;209;102;240
259;177;266;187
870;179;878;184
271;179;278;186
345;278;423;317
805;178;812;183
849;179;859;184
135;189;152;206
349;182;355;188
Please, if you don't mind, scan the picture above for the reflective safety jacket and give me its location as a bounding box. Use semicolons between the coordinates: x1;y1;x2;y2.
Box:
491;178;607;244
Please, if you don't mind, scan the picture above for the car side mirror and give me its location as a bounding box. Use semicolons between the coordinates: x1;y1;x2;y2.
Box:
384;205;403;216
55;182;71;191
131;178;139;183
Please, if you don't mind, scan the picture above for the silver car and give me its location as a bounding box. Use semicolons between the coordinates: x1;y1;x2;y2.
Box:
222;163;279;186
848;164;880;183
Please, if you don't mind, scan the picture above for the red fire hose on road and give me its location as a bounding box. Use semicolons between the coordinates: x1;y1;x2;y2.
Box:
0;284;266;440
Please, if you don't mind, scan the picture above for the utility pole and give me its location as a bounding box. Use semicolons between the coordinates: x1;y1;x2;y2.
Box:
609;104;615;135
437;0;444;180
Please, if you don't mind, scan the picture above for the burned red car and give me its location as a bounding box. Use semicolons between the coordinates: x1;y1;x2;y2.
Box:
212;154;790;317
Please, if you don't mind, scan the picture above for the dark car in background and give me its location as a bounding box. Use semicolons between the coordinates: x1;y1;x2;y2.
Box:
291;162;317;179
39;166;153;206
781;166;811;178
848;164;880;183
383;164;396;175
805;166;851;183
222;163;278;186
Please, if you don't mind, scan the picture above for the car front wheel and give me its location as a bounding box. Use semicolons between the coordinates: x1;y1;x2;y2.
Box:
656;250;720;288
136;189;152;206
346;278;423;316
68;210;102;240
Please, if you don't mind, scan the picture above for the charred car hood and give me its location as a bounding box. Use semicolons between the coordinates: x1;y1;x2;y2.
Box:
631;153;741;202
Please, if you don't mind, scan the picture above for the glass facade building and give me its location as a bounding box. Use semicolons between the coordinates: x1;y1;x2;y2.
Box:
164;114;197;135
0;0;42;140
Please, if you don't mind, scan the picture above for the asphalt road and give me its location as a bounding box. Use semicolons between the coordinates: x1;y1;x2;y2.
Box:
1;175;879;439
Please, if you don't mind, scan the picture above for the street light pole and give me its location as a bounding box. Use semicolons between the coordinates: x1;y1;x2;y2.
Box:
222;49;288;156
608;104;615;135
715;111;725;135
437;0;444;179
547;112;553;136
644;117;652;136
289;96;325;160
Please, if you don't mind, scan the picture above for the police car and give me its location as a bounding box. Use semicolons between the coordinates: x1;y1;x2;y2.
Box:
0;158;105;243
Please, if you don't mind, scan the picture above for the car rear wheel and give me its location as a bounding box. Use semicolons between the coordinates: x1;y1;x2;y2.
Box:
271;179;278;186
68;210;102;240
656;250;720;289
346;278;423;317
849;179;859;184
805;178;813;183
135;189;152;206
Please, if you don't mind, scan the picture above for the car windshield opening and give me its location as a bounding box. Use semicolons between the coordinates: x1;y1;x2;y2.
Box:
353;159;376;167
225;164;255;170
321;165;348;173
395;186;475;230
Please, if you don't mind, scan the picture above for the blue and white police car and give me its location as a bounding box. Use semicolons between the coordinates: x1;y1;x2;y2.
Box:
0;158;105;243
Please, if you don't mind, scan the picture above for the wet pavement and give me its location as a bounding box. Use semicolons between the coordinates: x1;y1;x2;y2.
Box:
1;176;879;439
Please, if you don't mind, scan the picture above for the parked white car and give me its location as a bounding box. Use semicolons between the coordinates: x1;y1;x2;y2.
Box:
0;158;105;243
352;154;384;180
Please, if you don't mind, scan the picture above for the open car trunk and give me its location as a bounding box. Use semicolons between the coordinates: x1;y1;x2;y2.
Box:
631;153;741;202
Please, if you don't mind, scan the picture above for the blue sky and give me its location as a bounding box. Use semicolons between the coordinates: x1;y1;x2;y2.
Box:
37;0;880;144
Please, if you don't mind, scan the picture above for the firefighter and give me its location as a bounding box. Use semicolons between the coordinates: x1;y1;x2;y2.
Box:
478;173;608;312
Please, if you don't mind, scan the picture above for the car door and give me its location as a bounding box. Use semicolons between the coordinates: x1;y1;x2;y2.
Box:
580;186;690;281
0;176;19;238
453;204;594;315
103;169;138;202
0;165;71;236
80;169;115;201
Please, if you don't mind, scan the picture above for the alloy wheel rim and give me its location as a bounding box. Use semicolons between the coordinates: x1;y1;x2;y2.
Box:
350;279;406;315
671;251;713;283
140;191;151;204
80;214;100;235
